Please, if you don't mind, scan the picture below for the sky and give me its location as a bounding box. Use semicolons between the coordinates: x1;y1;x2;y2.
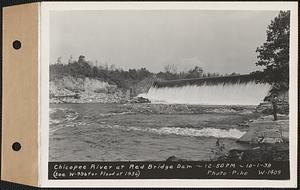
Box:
50;10;279;74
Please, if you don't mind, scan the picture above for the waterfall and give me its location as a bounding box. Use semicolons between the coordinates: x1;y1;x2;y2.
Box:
138;81;271;105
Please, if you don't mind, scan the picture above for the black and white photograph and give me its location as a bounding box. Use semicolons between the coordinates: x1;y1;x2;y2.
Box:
43;2;297;185
1;1;298;189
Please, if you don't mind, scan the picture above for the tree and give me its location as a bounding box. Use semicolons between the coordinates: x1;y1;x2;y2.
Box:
68;55;75;64
78;55;86;63
230;72;240;76
164;64;177;74
109;64;116;71
186;66;204;78
191;66;203;77
254;11;290;91
56;56;62;65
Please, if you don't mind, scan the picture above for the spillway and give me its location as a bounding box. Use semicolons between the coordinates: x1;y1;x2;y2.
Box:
138;75;271;105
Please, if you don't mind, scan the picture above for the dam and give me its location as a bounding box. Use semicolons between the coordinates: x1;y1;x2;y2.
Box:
138;74;271;105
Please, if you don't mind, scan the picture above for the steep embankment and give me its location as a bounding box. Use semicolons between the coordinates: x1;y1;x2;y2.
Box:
50;75;130;103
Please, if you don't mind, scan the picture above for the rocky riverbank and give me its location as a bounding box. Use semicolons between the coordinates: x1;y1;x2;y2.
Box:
237;114;289;144
212;113;289;162
50;75;131;104
166;114;289;162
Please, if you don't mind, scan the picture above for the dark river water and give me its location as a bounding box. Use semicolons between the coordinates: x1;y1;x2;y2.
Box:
49;103;257;161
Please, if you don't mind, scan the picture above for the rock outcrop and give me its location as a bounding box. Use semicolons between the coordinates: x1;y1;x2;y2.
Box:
256;90;289;114
226;144;289;161
166;156;188;162
129;97;151;103
256;101;289;115
237;115;289;144
50;75;130;103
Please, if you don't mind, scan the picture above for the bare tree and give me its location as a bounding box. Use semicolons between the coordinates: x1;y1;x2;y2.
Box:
56;56;62;65
164;64;177;74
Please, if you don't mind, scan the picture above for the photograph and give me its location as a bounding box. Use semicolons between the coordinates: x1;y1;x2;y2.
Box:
1;1;297;188
48;9;290;164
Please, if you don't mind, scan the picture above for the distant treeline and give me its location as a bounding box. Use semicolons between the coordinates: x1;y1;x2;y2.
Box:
50;55;240;89
50;55;153;89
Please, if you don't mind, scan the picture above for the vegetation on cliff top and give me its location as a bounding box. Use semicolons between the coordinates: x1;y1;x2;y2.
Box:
50;55;152;89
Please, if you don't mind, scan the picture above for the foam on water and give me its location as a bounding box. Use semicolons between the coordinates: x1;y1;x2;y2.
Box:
103;124;245;139
49;107;80;134
145;127;246;139
139;81;270;105
99;111;134;117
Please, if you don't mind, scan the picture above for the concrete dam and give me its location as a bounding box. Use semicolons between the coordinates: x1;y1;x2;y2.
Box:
138;74;271;105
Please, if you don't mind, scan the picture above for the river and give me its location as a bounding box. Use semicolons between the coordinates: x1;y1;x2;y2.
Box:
49;103;258;161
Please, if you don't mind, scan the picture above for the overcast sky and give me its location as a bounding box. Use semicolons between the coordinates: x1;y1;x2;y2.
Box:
50;10;279;74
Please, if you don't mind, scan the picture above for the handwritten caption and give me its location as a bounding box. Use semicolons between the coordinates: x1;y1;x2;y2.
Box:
48;161;289;180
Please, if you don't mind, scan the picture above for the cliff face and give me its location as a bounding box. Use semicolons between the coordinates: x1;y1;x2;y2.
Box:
50;76;110;93
50;75;130;103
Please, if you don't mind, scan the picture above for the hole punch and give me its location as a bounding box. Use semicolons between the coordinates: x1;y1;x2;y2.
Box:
12;142;21;151
12;40;21;50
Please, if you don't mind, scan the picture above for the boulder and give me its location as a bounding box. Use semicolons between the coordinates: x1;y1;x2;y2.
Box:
166;156;188;162
131;97;151;103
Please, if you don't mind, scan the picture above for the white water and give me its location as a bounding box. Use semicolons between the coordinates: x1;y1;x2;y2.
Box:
142;127;246;139
139;82;271;105
104;125;246;139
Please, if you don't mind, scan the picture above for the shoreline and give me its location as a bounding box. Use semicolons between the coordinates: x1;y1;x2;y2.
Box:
167;113;289;162
227;114;289;161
